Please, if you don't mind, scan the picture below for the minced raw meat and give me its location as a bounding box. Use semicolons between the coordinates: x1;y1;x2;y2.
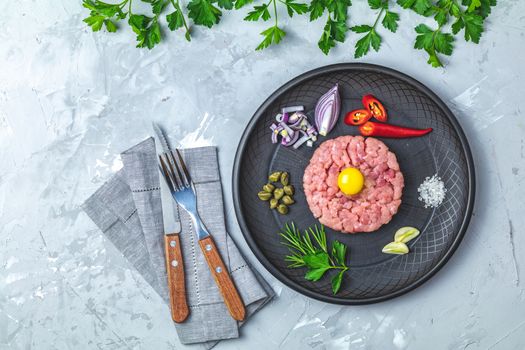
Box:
303;135;404;233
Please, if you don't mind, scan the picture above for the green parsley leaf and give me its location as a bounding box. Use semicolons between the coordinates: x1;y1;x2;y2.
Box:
141;0;168;15
318;18;347;54
136;19;162;49
463;13;483;43
451;17;464;34
368;0;383;10
128;14;151;34
318;30;335;54
477;0;497;19
466;0;481;12
255;26;286;50
396;0;415;9
104;19;117;32
166;9;184;30
350;24;372;33
412;0;432;15
434;9;448;26
414;23;434;50
434;31;454;54
234;0;253;9
382;11;399;32
305;267;330;281
331;270;345;294
325;0;351;21
303;252;330;269
426;48;443;67
84;15;105;31
354;30;381;58
397;0;431;15
284;0;309;17
217;0;234;10
188;0;222;28
309;0;325;21
244;4;270;21
331;240;347;266
333;0;351;21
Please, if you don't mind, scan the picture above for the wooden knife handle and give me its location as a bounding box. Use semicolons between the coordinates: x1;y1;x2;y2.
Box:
198;236;246;321
164;234;189;323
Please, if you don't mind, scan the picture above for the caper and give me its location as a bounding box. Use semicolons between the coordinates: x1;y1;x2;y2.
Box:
274;188;284;200
277;204;289;215
283;185;295;196
268;171;282;182
269;198;278;209
282;195;295;205
280;172;289;186
262;183;275;193
258;191;272;201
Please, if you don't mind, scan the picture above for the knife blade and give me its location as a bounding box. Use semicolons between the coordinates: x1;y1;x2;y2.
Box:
153;122;181;233
153;122;188;323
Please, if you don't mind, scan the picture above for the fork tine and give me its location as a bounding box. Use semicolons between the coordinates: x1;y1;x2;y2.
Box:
159;154;180;190
159;163;175;193
174;149;192;186
167;150;186;188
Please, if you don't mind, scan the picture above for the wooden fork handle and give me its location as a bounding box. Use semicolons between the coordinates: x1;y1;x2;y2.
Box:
198;236;246;321
164;234;189;323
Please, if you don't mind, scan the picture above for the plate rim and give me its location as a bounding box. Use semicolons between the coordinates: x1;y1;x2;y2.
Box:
232;63;476;305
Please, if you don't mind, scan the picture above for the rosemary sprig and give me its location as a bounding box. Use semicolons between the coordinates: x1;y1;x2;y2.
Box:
279;223;349;294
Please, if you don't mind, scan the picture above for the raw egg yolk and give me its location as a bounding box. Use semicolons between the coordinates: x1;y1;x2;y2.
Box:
337;167;364;195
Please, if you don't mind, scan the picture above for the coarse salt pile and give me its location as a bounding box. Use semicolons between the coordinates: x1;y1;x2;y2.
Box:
417;174;447;208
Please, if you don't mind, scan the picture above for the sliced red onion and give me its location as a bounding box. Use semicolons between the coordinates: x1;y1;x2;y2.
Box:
279;121;295;137
293;131;311;149
288;113;306;130
315;83;340;136
282;105;304;114
270;123;282;144
288;112;302;124
281;130;299;146
306;125;317;137
270;106;319;149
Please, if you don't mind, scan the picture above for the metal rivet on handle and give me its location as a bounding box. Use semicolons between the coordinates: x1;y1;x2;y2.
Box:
215;266;222;273
170;240;177;248
171;260;178;267
205;244;212;251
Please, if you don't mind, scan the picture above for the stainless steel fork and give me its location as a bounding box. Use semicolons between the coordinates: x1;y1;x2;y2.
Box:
159;150;246;321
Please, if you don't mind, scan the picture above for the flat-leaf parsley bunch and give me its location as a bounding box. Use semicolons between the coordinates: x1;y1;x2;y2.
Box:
279;223;349;294
83;0;497;67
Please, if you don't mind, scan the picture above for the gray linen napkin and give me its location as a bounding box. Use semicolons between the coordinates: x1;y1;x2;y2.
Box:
82;137;274;347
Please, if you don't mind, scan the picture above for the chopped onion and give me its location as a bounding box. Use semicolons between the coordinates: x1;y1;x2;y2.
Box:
314;84;340;136
270;123;282;144
270;107;318;149
306;140;314;147
282;106;304;114
293;131;310;149
281;129;299;146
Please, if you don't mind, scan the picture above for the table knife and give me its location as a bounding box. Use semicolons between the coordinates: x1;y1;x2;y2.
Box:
154;123;189;323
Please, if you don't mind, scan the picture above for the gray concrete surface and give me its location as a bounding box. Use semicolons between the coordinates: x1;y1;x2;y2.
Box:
0;0;524;349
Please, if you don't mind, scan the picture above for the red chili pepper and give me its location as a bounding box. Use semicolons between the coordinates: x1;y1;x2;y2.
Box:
344;109;372;126
359;121;432;138
362;95;387;122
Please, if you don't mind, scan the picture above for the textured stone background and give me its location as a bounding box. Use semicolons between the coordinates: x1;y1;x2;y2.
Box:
0;0;524;349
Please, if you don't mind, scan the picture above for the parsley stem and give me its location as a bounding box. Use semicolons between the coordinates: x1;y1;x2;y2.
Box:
169;0;190;33
128;0;133;14
372;7;385;29
272;0;278;26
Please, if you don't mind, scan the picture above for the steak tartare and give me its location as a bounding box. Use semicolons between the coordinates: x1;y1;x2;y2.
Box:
303;135;404;233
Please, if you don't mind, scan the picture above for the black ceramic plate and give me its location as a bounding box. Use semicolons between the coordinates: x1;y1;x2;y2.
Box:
232;64;475;304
